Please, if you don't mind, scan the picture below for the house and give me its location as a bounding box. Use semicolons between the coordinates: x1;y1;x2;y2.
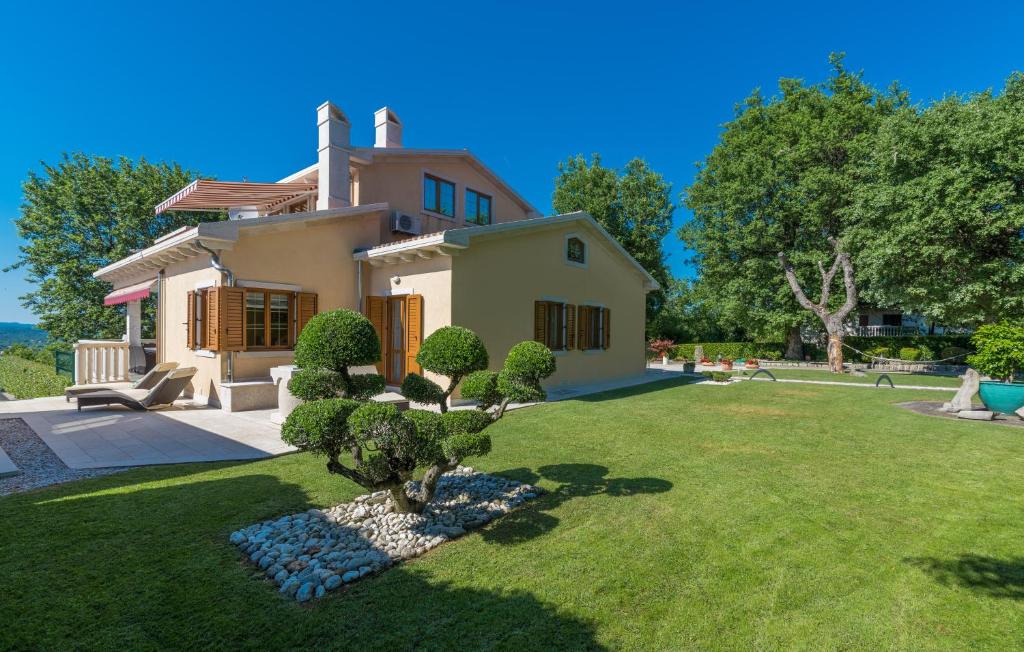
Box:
848;308;966;337
89;102;659;411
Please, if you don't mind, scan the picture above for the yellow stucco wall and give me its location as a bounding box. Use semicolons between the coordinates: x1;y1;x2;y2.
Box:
356;159;533;244
450;222;650;387
365;256;453;388
158;258;224;404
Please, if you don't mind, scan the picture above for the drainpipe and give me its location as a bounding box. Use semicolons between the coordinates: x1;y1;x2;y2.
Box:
196;241;236;383
356;257;364;313
156;269;164;363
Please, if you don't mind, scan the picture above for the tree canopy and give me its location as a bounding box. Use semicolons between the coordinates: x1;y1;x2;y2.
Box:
553;154;675;331
848;73;1024;327
680;54;905;353
6;153;219;342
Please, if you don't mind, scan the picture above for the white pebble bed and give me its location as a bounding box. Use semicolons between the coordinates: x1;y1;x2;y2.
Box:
229;466;541;602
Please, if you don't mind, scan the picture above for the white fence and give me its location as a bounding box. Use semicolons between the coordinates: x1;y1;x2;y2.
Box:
854;325;918;337
73;340;130;385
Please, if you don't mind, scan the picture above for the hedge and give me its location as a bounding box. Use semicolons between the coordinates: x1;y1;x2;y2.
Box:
0;353;71;399
673;334;973;362
672;342;784;361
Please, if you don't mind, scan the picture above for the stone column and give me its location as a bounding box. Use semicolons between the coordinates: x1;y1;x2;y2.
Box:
270;365;302;425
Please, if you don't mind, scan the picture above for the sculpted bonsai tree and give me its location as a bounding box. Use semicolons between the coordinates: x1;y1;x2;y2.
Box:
282;325;556;514
400;326;489;412
287;309;386;401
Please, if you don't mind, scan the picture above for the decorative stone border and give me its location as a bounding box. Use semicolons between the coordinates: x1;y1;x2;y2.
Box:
229;467;542;602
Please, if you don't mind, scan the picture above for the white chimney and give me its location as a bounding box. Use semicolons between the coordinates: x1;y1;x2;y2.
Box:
374;107;403;148
317;101;351;210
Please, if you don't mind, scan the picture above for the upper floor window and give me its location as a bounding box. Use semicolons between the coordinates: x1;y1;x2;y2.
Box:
466;189;492;225
424;174;455;217
566;236;586;266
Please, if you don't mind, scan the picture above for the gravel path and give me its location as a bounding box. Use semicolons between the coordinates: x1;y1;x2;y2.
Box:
0;418;126;496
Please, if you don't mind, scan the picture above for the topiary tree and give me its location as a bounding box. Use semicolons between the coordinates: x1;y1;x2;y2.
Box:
400;326;488;412
967;324;1024;382
289;309;385;401
283;324;557;514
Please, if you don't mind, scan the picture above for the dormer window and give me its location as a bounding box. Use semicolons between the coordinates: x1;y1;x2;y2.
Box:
566;236;586;266
423;174;455;217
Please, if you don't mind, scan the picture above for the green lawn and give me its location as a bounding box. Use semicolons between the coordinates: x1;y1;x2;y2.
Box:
2;378;1022;650
740;366;964;388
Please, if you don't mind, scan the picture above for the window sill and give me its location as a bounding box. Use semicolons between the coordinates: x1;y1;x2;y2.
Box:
552;349;568;357
194;349;216;358
237;350;295;358
582;348;607;355
421;209;457;221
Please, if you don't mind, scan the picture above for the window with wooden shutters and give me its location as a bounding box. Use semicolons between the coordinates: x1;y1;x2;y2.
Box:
186;291;196;350
578;305;610;350
405;294;423;376
296;293;317;340
365;296;387;375
205;287;222;351
533;300;566;351
221;287;246;352
200;287;316;353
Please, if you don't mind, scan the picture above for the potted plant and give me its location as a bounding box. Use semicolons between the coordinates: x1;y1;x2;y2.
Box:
968;324;1024;414
679;357;696;373
744;358;759;369
720;358;734;371
649;338;675;366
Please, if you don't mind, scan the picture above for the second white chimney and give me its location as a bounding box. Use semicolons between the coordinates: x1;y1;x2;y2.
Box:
374;107;403;148
317;101;351;210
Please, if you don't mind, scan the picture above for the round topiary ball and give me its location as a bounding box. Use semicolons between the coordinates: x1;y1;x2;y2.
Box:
281;398;362;454
416;326;489;378
502;340;556;380
295;309;381;371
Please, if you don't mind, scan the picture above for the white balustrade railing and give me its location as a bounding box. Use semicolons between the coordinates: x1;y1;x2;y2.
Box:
855;325;917;337
73;340;130;385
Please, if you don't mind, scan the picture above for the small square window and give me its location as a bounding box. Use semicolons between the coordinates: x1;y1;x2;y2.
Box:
567;236;586;265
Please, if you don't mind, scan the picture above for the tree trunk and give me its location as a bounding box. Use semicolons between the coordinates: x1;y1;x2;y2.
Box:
784;325;804;360
778;239;857;374
389;485;415;513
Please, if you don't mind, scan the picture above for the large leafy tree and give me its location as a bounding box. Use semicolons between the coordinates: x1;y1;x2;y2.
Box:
553;154;675;331
680;54;905;357
6;153;217;342
848;73;1024;326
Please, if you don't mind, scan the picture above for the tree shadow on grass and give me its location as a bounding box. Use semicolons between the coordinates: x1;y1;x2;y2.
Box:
569;375;701;403
1;470;606;650
905;554;1024;600
481;464;673;545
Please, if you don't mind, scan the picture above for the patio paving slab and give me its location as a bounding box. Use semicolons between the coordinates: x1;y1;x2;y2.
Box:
0;397;295;469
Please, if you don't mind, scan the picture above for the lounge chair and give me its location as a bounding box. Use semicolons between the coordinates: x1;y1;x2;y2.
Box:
76;367;197;412
65;361;179;402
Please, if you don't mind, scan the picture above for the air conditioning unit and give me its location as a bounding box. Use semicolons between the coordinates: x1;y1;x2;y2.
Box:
391;212;422;235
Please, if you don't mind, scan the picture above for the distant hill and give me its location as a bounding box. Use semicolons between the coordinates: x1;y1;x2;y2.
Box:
0;322;48;349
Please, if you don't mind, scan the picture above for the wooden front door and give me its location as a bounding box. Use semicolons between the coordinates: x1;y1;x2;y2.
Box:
386;296;406;385
366;294;423;387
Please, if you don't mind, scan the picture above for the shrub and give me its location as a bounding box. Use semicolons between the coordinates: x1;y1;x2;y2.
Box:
460;370;501;409
295;309;380;370
967;324;1024;381
699;371;731;382
496;341;556;407
412;326;490;411
291;309;384;400
281;398;362;456
673;342;784;361
400;372;445;405
898;347;922;361
416;326;489;379
648;338;675;359
941;346;970;362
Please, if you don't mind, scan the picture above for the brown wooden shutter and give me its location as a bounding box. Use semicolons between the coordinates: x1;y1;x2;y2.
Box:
406;294;423;376
575;306;586;350
221;287;246;352
186;291;196;350
365;296;387;374
565;304;576;350
205;287;221;351
296;292;318;340
603;308;611;349
534;301;547;344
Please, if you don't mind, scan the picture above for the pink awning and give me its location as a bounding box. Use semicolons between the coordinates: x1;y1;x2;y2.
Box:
104;279;156;306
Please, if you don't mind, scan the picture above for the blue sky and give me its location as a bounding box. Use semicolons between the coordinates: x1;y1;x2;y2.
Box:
1;1;1021;324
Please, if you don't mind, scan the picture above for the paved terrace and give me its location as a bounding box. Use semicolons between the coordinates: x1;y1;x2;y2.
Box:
0;398;293;469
